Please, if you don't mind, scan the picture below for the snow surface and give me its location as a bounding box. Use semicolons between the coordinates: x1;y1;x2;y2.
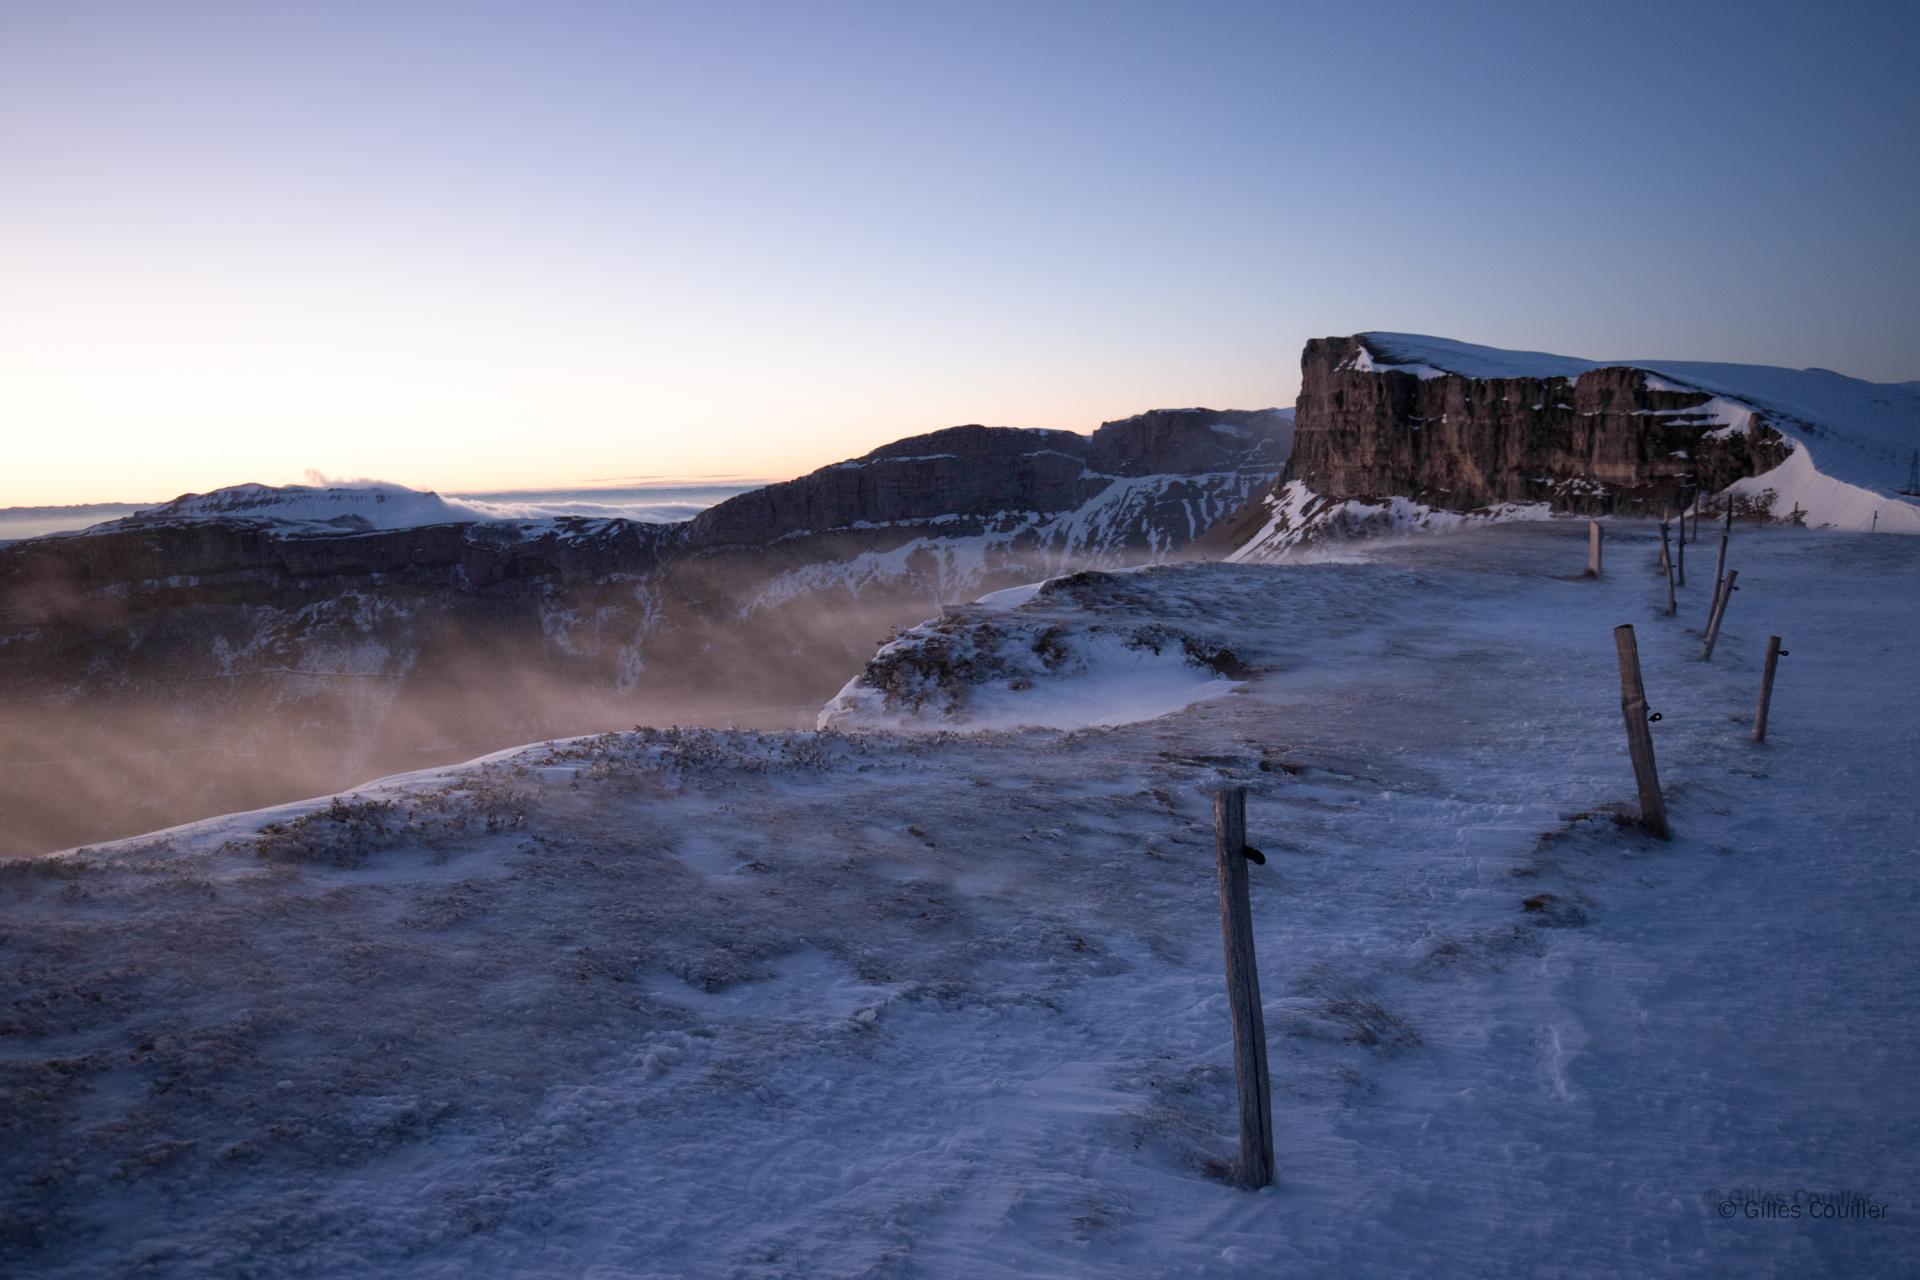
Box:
818;570;1249;731
974;580;1051;610
5;521;1916;1277
1360;333;1920;532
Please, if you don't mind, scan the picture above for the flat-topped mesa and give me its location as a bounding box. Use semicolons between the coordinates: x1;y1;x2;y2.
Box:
1291;335;1790;515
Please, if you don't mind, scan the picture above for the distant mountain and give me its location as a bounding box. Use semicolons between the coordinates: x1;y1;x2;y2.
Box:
105;481;484;534
1214;333;1920;558
0;407;1289;855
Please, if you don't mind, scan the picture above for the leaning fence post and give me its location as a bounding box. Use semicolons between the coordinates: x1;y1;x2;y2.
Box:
1587;521;1604;578
1212;787;1274;1189
1613;625;1670;839
1659;521;1676;616
1753;635;1785;743
1700;569;1738;661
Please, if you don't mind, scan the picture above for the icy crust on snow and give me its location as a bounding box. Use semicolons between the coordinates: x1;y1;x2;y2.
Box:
7;525;1918;1278
1226;479;1553;562
1358;333;1920;531
818;567;1254;731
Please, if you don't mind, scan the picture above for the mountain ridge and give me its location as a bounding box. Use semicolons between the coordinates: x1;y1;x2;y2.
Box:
0;408;1289;855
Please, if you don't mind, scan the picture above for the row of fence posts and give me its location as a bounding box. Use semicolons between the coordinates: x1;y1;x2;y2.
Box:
1208;502;1789;1190
1604;503;1786;839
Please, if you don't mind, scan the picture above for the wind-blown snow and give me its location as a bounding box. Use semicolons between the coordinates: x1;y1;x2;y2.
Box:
742;469;1277;614
6;523;1914;1277
1227;479;1553;562
974;579;1051;609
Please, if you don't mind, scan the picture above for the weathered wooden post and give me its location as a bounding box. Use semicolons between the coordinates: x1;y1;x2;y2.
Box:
1212;786;1274;1189
1675;509;1686;584
1753;636;1785;743
1700;568;1738;661
1711;506;1731;609
1659;521;1676;616
1613;625;1670;839
1587;521;1603;578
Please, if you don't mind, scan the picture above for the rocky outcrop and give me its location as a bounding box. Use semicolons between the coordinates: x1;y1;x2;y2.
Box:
1086;408;1292;477
1285;335;1790;517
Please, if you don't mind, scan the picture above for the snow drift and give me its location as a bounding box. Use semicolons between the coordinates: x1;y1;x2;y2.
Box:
818;568;1252;732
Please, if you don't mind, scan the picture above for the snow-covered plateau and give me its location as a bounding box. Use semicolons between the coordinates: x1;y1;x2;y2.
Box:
1228;333;1920;560
5;517;1915;1277
1352;333;1920;534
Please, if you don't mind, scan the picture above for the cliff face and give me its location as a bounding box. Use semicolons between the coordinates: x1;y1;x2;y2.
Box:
1287;335;1790;516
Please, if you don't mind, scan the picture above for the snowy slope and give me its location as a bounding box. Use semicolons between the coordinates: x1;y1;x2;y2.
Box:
743;467;1277;615
6;522;1916;1277
1363;332;1920;532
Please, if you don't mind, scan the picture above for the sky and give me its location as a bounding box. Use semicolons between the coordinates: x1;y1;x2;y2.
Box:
3;0;1917;506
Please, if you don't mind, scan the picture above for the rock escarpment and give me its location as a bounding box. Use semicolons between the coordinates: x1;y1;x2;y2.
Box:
1204;335;1795;555
1288;335;1788;515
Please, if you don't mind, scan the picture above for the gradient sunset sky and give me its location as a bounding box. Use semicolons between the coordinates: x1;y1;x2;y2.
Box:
4;0;1917;506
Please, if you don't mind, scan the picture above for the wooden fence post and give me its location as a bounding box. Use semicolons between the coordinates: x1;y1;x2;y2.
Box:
1753;635;1784;743
1613;625;1671;839
1659;521;1676;615
1212;787;1274;1189
1712;506;1731;610
1675;509;1686;584
1700;569;1738;661
1588;521;1603;578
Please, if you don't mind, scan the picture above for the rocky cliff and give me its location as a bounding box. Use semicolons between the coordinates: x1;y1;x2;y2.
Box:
0;408;1288;855
1290;335;1789;513
1205;334;1797;555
